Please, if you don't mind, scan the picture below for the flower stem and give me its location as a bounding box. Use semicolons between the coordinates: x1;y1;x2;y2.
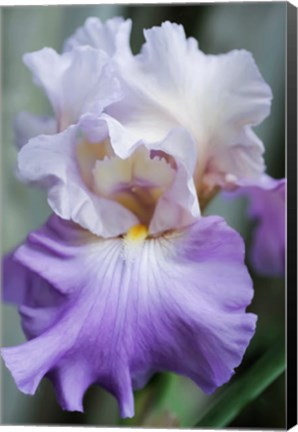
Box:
194;335;285;428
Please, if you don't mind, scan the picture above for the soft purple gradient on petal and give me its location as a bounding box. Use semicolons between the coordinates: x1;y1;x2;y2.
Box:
2;252;56;307
226;175;286;276
2;215;256;416
3;252;33;306
246;177;286;276
2;252;64;340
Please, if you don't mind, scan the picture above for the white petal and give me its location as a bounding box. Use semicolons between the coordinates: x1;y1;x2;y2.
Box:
81;114;200;232
64;16;132;59
17;126;138;238
23;46;121;131
148;128;200;233
108;22;272;188
92;156;133;197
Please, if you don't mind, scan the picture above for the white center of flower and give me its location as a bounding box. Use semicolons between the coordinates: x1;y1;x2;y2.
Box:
76;140;175;226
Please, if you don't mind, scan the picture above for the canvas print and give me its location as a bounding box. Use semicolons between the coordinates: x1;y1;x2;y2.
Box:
1;2;290;429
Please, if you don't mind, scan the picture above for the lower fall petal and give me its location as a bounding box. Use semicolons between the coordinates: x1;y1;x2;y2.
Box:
3;215;256;417
2;251;63;309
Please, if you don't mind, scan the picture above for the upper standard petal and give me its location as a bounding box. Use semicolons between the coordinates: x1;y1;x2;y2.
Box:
107;21;272;194
64;16;132;59
17;117;200;237
23;46;121;131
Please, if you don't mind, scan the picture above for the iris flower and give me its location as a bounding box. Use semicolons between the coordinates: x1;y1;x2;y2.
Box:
2;16;284;418
15;16;285;274
3;121;256;417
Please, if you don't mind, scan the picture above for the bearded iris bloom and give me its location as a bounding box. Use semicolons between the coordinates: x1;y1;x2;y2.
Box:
3;16;284;419
3;116;257;417
14;17;286;274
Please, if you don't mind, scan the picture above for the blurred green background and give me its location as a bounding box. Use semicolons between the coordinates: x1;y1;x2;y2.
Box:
1;3;286;428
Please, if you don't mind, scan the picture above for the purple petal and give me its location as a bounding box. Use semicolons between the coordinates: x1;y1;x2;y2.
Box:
225;175;286;276
2;251;62;308
2;215;256;417
2;252;64;339
246;177;286;276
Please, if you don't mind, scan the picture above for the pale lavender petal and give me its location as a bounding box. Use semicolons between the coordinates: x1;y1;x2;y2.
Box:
17;126;139;237
23;46;121;130
80;114;201;233
100;115;201;230
14;112;56;149
2;215;256;417
18;114;199;235
224;175;286;276
64;16;132;59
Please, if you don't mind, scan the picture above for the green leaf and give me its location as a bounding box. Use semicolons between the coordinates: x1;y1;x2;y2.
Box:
194;335;286;428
